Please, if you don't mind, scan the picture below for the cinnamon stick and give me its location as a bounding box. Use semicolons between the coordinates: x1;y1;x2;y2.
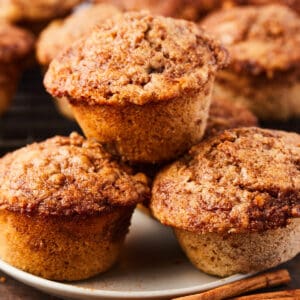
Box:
231;289;300;299
173;269;291;300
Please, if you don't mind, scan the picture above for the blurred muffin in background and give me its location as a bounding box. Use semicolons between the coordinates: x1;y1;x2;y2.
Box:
0;0;83;34
37;3;122;119
0;132;150;281
45;11;228;164
205;96;258;138
92;0;181;18
0;23;34;115
222;0;300;14
201;4;300;120
92;0;223;20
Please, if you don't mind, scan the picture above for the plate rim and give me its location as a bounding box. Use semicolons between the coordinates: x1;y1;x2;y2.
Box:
0;259;253;299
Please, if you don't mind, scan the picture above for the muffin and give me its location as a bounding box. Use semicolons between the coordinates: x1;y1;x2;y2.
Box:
151;127;300;277
201;4;300;120
205;96;258;137
0;132;149;281
92;0;222;20
0;0;83;35
93;0;181;18
37;3;122;119
0;0;83;23
0;23;34;115
44;11;228;164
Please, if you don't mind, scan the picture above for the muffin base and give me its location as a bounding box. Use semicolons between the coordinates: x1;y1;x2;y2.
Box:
71;86;213;164
214;71;300;120
0;207;134;281
0;66;19;115
175;219;300;277
55;97;75;120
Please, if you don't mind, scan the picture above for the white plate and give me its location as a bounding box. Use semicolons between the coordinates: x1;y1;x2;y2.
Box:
0;210;250;299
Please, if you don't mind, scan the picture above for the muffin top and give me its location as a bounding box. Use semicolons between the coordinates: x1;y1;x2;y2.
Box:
151;127;300;234
205;96;258;137
0;23;35;64
44;11;228;106
94;0;181;18
201;4;300;76
0;133;150;216
37;4;122;66
91;0;219;20
0;0;83;22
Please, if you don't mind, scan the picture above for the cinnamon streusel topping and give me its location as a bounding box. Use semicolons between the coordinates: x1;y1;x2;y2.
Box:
0;133;150;216
45;11;228;106
151;127;300;233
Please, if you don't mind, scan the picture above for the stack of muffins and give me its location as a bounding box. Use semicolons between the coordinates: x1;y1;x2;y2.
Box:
0;0;299;282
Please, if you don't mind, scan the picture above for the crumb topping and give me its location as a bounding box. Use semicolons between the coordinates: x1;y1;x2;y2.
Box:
0;133;150;216
45;11;228;106
151;127;300;233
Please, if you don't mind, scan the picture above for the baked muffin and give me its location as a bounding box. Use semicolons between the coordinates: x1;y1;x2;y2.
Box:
92;0;222;20
0;132;149;281
201;4;300;120
45;11;228;164
0;0;83;34
0;23;34;115
0;0;83;23
37;3;122;119
205;96;258;137
151;127;300;277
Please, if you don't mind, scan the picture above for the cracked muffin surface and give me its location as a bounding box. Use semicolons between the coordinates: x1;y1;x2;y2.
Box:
45;11;228;106
37;3;122;66
201;4;300;77
151;127;300;234
0;132;150;216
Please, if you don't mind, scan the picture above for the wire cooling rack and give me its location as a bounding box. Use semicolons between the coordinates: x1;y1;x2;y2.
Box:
0;67;299;157
0;67;80;156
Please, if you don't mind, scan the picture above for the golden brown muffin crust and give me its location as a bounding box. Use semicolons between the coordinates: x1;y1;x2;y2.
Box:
0;23;34;63
201;4;300;76
0;132;150;216
205;96;258;137
151;127;300;234
37;4;122;66
44;11;228;106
